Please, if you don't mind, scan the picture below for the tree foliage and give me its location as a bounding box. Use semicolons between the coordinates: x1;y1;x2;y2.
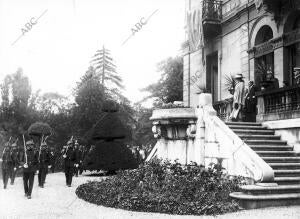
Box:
142;56;183;105
91;46;124;90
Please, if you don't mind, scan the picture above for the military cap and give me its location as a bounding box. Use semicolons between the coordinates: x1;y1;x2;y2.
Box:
26;140;34;145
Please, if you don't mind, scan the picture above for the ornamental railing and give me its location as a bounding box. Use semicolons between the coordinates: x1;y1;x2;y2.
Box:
202;0;222;22
256;85;300;121
213;98;233;121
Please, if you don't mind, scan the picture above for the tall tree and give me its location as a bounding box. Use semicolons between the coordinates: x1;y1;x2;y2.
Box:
73;66;106;138
91;46;124;91
142;56;183;105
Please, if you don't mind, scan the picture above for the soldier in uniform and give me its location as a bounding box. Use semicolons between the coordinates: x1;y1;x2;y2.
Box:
73;141;80;177
78;145;85;175
49;147;56;173
21;140;39;199
2;142;12;189
61;140;78;187
38;142;51;188
10;142;19;185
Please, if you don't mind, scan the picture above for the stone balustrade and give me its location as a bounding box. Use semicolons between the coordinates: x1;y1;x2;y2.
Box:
213;97;233;121
256;85;300;122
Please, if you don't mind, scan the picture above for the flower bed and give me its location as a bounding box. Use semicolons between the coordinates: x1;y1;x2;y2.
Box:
76;159;244;216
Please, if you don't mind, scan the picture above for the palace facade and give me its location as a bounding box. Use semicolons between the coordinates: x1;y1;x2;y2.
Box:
183;0;300;122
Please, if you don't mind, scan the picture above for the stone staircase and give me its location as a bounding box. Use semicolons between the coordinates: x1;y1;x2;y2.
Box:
227;122;300;209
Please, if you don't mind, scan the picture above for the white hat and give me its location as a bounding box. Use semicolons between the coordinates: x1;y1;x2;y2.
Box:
235;74;244;79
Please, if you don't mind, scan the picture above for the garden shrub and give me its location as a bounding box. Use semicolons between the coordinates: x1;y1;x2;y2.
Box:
76;159;245;215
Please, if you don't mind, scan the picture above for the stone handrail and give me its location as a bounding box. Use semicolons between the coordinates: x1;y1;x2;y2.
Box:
201;103;274;182
256;85;300;121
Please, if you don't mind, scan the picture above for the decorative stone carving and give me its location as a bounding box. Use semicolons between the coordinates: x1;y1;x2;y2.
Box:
186;9;204;52
152;125;161;139
187;123;197;139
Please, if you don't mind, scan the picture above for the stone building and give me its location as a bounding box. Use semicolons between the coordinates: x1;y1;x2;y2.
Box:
148;0;300;209
183;0;300;112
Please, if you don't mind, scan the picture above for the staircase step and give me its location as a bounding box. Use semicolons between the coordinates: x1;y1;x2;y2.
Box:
269;163;300;169
226;122;262;126
274;177;300;185
261;157;300;163
233;129;275;135
275;169;300;177
241;184;300;195
230;192;300;209
245;139;287;145
257;151;297;156
228;125;268;130
250;145;294;151
239;135;281;140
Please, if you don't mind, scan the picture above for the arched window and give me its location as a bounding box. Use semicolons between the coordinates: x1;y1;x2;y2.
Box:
285;13;300;85
254;25;274;86
255;25;273;46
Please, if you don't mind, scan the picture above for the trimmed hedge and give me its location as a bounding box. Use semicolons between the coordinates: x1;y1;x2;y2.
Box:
76;159;244;215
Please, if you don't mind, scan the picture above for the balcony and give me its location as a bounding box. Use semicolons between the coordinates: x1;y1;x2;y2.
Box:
256;85;300;122
202;0;222;38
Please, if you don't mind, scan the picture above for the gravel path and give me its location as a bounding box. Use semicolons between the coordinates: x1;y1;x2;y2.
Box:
0;172;299;219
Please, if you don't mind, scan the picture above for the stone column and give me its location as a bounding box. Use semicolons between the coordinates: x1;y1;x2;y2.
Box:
274;47;284;87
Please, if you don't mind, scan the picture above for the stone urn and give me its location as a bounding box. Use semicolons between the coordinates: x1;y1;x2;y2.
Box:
148;107;198;164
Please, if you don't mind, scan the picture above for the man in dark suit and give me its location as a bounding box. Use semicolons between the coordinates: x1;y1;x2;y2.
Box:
21;140;39;199
38;142;50;188
62;140;78;187
244;81;258;122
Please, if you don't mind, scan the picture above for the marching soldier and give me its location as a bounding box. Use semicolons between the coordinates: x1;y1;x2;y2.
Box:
78;145;85;175
73;141;80;177
2;142;12;189
21;140;39;199
38;142;51;188
10;142;19;185
61;139;78;187
49;147;56;173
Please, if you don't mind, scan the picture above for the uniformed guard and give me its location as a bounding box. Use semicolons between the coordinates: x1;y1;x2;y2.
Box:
49;147;56;173
2;141;12;189
74;141;80;177
38;142;50;188
61;139;78;187
21;140;38;199
78;145;85;175
10;141;19;185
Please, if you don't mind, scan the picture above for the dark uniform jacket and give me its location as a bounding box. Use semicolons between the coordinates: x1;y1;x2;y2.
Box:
39;149;50;169
21;149;39;173
1;148;12;170
11;148;19;168
245;85;258;113
62;147;78;167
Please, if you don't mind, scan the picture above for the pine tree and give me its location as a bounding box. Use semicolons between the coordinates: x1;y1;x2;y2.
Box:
91;46;124;90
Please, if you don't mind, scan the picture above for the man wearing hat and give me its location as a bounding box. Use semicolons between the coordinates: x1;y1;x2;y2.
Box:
38;142;51;188
230;73;245;121
21;140;39;199
1;142;13;189
61;139;79;187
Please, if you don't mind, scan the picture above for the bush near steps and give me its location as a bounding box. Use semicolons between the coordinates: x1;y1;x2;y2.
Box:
76;159;245;215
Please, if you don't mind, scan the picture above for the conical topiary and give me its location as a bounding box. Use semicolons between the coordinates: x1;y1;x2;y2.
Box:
84;100;138;171
83;141;138;171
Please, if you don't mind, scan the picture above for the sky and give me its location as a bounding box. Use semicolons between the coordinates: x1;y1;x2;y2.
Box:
0;0;185;104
